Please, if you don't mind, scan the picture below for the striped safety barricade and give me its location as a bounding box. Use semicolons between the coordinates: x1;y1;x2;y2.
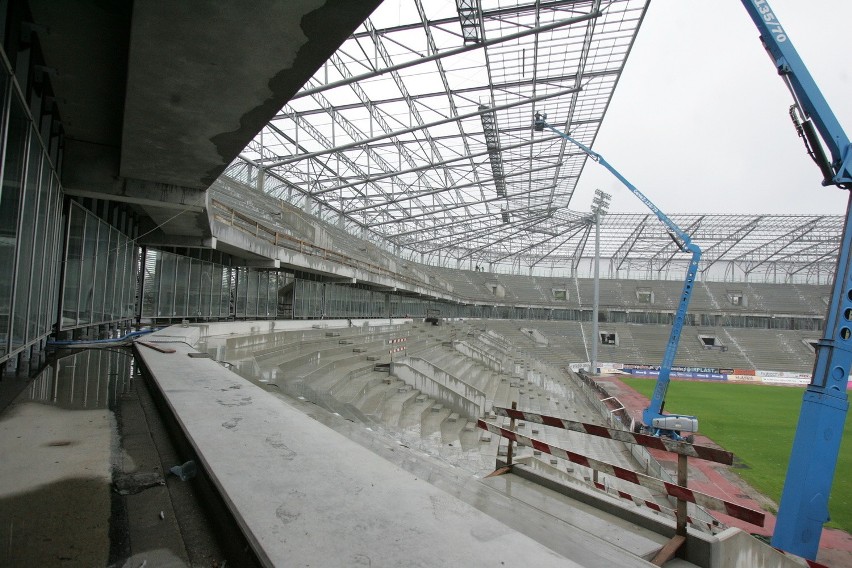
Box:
477;419;765;527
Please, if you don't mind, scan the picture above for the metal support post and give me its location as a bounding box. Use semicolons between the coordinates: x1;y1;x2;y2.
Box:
505;401;517;467
590;189;610;375
676;453;688;537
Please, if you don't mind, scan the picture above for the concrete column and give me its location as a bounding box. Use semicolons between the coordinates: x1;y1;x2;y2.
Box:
257;168;266;193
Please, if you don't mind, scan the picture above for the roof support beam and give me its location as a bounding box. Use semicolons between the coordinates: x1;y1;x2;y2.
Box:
291;10;601;101
306;134;562;197
263;87;582;169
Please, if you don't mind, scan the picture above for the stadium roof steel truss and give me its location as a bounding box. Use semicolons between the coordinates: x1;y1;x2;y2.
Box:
230;0;843;285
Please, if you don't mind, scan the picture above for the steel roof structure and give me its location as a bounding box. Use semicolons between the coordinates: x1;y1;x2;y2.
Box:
231;0;843;285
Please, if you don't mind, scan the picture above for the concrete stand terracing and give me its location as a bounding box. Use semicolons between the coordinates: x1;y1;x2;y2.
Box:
135;322;804;568
136;329;585;567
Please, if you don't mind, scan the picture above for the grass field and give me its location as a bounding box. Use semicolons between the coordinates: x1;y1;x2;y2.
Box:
620;377;852;533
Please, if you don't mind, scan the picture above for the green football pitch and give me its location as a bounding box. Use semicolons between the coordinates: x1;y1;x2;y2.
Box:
620;377;852;533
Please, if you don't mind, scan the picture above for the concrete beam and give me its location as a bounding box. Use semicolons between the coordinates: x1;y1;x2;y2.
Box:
241;259;281;269
137;234;215;249
63;140;206;211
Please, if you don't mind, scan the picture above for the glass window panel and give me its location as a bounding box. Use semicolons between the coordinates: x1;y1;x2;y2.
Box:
210;264;221;317
46;179;63;331
122;238;133;320
104;227;117;320
174;255;189;317
112;236;126;321
188;259;201;317
159;252;176;317
199;261;212;317
254;271;266;317
221;267;231;317
93;217;109;323
125;245;137;319
35;161;55;337
61;205;84;329
26;157;47;338
268;272;279;318
0;96;28;352
16;132;41;343
236;269;247;316
142;249;160;318
79;212;98;324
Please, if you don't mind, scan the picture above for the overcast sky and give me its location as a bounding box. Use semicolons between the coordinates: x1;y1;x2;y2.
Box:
572;0;852;216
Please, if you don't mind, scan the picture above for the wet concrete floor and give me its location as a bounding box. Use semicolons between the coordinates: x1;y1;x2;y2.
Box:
0;348;225;567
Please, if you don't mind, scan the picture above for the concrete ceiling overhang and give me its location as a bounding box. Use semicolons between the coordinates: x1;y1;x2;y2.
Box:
29;0;382;198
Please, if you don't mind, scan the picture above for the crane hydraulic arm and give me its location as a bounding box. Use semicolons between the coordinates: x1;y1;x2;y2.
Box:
741;0;852;560
534;114;700;440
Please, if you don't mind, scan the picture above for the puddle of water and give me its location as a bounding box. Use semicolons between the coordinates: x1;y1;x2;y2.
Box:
20;349;134;411
0;348;134;566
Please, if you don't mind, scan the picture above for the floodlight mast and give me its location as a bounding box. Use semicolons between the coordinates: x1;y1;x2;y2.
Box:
740;0;852;560
533;112;701;441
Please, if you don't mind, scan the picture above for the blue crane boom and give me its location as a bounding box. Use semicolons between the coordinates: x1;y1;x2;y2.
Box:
740;0;852;560
533;114;700;440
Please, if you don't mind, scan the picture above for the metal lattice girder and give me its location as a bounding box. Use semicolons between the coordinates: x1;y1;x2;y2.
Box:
229;1;839;284
650;216;704;274
612;215;649;271
699;216;762;275
479;104;506;197
733;217;823;275
456;0;482;44
242;1;644;256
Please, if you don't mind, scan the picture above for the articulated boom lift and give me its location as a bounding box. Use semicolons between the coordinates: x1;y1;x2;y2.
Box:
532;0;850;559
740;0;852;560
533;113;700;441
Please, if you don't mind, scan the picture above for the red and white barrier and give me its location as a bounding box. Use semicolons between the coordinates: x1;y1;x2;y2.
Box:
590;481;719;532
492;406;733;465
477;420;765;526
389;346;407;354
388;338;408;344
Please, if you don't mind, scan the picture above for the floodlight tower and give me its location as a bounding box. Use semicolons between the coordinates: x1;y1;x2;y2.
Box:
590;189;611;375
